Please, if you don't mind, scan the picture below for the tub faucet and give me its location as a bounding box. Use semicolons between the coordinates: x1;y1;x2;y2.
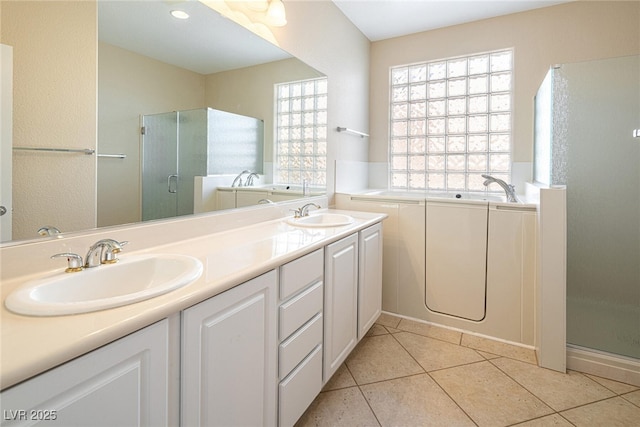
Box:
481;174;519;203
245;172;259;186
231;170;251;187
38;225;61;236
85;239;128;268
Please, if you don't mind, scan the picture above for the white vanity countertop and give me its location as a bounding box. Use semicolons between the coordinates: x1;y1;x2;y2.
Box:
0;209;386;390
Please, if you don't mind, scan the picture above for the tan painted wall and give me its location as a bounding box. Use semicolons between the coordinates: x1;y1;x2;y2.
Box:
271;0;371;197
369;1;640;170
97;42;206;227
1;1;97;240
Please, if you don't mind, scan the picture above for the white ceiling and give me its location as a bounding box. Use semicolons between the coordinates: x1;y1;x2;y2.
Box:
332;0;573;41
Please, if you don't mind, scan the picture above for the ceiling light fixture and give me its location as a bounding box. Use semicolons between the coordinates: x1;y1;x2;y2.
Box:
170;10;190;20
265;0;286;27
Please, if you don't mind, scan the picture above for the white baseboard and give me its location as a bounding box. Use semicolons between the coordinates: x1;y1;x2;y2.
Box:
567;345;640;387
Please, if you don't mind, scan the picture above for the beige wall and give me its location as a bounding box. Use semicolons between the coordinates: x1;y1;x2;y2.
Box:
369;1;640;174
271;0;371;198
1;1;97;240
97;42;206;227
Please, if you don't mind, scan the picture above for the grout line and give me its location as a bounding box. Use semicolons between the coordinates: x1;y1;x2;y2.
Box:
621;391;640;409
354;385;383;427
487;357;556;411
425;370;479;426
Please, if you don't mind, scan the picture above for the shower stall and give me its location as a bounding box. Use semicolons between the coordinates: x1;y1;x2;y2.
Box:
534;55;639;377
141;108;263;221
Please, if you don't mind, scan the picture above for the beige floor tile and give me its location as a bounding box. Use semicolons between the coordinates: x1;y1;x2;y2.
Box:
584;373;639;395
560;396;640;427
477;350;500;360
512;414;574;426
345;334;424;385
461;334;537;364
385;326;402;333
365;324;390;337
376;312;402;329
394;331;484;372
430;361;553;427
396;318;462;344
295;387;380;427
323;363;356;391
361;374;475;427
491;358;615;411
622;389;640;407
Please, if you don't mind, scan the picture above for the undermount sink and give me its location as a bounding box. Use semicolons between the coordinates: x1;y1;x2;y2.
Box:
5;254;203;316
287;213;354;228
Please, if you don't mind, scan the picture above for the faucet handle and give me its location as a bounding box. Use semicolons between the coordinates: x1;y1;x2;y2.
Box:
290;208;302;218
51;253;84;273
102;240;128;264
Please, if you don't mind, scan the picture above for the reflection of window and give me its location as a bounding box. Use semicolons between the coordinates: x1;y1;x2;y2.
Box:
275;77;328;186
389;50;513;192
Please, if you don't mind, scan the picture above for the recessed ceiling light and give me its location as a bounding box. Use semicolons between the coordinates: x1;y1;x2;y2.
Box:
170;10;189;20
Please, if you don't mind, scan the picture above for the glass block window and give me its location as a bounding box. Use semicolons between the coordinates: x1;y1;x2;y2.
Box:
389;50;513;192
275;77;328;186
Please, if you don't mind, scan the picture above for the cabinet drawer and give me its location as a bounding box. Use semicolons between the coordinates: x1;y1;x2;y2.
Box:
279;313;323;380
279;281;323;340
280;249;323;300
279;345;323;427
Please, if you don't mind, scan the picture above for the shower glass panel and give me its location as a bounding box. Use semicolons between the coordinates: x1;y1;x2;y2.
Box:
142;112;178;221
536;55;639;359
141;108;264;221
177;109;208;217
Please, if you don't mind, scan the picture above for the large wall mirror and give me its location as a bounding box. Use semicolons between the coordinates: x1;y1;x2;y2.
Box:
0;0;326;244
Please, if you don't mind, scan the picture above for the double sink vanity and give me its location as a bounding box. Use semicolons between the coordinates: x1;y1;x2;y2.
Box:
0;198;385;426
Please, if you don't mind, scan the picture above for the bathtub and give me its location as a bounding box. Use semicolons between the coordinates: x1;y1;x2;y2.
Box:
335;190;537;347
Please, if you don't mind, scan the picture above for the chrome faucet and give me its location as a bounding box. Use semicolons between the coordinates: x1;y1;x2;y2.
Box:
38;225;61;236
481;174;519;203
298;203;321;217
245;172;259;186
231;170;251;187
85;239;128;268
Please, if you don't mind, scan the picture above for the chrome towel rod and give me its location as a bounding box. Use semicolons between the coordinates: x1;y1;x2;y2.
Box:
336;127;369;138
98;153;127;159
13;147;95;155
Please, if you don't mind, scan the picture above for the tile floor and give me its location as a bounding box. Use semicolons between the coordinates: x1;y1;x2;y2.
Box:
296;313;640;427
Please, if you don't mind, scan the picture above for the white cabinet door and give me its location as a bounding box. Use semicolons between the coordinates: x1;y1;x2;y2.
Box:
181;271;277;427
323;233;358;383
358;223;383;339
0;319;173;427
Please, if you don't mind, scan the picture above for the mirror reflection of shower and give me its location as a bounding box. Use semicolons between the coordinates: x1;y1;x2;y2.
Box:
141;108;263;221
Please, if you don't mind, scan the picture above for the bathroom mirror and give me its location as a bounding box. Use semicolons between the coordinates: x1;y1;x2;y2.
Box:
1;0;326;244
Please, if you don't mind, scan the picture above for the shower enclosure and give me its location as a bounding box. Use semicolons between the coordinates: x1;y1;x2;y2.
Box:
141;108;263;221
534;55;639;363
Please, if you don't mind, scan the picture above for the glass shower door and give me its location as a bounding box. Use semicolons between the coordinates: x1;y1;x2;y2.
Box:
176;109;208;217
561;55;640;359
141;112;178;221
